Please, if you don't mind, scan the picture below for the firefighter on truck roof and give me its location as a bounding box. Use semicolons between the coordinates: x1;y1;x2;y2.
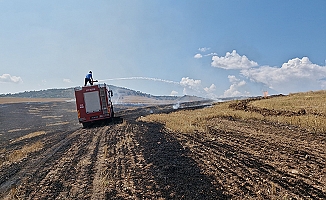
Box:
84;71;93;86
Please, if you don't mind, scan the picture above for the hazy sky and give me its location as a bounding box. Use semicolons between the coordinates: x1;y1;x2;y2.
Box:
1;0;325;98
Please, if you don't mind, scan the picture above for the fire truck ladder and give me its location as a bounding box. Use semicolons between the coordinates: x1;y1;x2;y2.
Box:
100;87;109;116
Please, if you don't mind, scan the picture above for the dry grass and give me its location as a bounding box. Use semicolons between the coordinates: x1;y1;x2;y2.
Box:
11;131;46;143
251;91;326;133
1;141;43;166
28;108;41;114
8;128;30;133
264;114;326;133
42;115;63;119
141;90;326;134
140;101;263;133
46;121;70;126
250;90;326;114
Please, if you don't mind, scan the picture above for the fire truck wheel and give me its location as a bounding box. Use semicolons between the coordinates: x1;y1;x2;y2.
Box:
82;122;90;128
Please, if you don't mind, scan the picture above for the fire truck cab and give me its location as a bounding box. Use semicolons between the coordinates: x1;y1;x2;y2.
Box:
74;84;114;127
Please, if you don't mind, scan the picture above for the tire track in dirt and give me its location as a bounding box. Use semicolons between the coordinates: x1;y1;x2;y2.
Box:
91;126;111;199
19;126;105;199
136;122;229;199
90;119;227;199
1;127;98;199
0;129;80;199
8;129;84;199
3;120;169;199
93;122;162;199
66;126;108;199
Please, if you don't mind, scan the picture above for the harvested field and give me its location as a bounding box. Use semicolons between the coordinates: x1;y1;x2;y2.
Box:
0;94;325;199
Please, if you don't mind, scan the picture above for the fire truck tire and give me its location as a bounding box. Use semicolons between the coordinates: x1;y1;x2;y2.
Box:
82;122;90;128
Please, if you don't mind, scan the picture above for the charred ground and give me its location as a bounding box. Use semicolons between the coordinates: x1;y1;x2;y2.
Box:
0;97;325;199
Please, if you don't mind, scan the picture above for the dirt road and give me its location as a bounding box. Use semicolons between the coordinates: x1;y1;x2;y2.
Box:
0;101;325;199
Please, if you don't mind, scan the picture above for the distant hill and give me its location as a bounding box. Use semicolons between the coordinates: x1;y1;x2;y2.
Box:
0;88;75;98
0;85;208;104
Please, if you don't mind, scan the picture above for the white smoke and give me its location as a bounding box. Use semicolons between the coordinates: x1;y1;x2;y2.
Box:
173;102;180;109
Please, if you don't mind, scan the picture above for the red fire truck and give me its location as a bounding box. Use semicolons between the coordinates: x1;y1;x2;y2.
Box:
74;84;114;127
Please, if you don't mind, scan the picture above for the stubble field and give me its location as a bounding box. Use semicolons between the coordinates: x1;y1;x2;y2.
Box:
0;93;325;199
